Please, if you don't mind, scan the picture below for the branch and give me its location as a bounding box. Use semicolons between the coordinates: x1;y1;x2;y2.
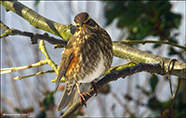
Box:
0;20;68;46
39;40;59;73
61;62;163;117
39;40;65;82
0;0;76;40
122;40;186;52
0;60;47;75
104;62;135;75
0;39;62;81
14;70;54;80
113;42;186;78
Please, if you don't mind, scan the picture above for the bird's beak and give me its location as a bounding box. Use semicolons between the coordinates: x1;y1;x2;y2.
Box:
80;22;83;27
80;22;86;27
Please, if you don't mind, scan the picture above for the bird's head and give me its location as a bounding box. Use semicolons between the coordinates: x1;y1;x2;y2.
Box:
74;12;98;27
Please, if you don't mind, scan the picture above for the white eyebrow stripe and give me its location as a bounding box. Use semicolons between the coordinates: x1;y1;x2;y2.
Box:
84;16;91;23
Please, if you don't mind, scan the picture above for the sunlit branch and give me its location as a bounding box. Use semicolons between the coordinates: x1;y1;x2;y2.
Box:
14;70;55;80
0;60;48;75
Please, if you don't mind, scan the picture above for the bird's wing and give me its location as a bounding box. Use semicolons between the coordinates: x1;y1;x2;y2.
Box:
55;36;79;111
54;51;73;92
56;83;77;111
54;36;78;92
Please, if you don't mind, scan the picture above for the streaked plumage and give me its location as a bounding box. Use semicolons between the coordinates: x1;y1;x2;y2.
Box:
54;12;113;111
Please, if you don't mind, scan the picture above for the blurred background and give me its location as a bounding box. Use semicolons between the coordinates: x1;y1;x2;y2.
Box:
1;1;185;117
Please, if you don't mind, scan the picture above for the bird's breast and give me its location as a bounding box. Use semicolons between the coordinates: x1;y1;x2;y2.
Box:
77;53;105;83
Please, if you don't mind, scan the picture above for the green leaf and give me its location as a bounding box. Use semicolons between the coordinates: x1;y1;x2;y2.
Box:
42;92;54;109
34;0;40;6
173;89;186;111
173;32;180;37
153;44;161;48
129;114;136;118
36;110;46;118
14;108;21;113
135;26;152;40
148;96;162;110
136;85;151;96
165;13;182;29
168;47;179;56
150;75;158;93
136;85;140;89
168;38;178;44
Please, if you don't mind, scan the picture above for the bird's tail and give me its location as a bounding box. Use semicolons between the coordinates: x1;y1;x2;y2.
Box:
57;84;77;111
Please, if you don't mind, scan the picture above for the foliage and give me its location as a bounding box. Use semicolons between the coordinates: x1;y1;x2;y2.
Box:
104;1;185;117
103;1;184;58
104;1;181;41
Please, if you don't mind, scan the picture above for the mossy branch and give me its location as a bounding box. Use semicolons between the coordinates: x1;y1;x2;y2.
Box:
0;20;68;46
113;42;186;78
0;0;76;41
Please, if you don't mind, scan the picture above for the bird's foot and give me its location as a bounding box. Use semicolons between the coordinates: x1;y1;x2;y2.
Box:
91;81;100;96
78;92;87;107
76;81;90;107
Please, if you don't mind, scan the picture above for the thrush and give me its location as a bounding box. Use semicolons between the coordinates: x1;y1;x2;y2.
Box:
54;12;113;111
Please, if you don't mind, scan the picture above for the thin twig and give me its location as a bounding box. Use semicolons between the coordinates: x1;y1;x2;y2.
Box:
119;40;186;52
39;40;59;73
0;60;48;75
14;70;55;80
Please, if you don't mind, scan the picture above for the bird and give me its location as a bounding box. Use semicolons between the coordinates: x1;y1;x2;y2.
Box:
54;12;113;111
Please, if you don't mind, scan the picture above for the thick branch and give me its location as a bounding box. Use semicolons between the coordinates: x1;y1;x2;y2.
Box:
113;42;186;78
0;21;68;46
61;62;163;117
0;0;76;40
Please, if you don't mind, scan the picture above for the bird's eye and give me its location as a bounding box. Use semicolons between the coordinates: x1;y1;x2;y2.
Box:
86;19;91;24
